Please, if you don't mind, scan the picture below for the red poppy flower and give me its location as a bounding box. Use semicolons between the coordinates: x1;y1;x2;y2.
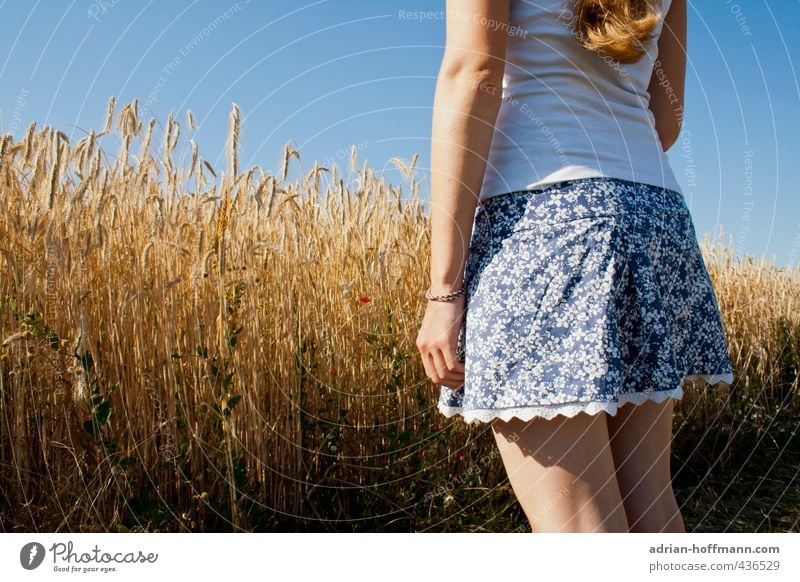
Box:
330;369;337;376
456;450;465;458
358;296;371;303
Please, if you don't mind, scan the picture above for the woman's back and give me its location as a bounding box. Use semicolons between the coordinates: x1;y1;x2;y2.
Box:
479;0;681;202
425;0;733;534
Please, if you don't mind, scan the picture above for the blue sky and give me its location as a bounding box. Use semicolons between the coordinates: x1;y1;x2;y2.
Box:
1;0;798;267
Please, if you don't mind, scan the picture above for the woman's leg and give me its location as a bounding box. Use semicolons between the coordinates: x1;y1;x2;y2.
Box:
491;410;629;532
605;398;686;532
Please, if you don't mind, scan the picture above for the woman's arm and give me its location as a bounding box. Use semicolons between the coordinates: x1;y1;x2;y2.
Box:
647;0;686;151
416;0;510;389
429;0;510;294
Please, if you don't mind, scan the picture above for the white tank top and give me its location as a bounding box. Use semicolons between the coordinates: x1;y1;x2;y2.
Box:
479;0;682;203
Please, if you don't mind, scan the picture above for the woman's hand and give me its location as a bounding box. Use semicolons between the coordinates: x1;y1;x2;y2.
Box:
416;296;466;390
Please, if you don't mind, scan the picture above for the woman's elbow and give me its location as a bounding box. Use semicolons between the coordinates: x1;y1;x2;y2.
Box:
659;130;678;152
657;121;681;151
439;59;505;91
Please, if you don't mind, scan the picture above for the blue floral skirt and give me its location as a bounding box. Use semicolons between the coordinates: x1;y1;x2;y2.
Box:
438;177;735;424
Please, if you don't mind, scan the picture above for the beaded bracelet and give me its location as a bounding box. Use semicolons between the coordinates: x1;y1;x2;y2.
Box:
425;285;466;302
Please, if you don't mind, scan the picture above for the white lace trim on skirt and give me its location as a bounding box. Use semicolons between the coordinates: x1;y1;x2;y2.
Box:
437;372;734;424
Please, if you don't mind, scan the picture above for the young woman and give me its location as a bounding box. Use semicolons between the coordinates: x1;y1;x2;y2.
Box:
415;0;734;533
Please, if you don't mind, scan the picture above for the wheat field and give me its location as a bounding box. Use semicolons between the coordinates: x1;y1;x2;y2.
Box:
0;97;797;532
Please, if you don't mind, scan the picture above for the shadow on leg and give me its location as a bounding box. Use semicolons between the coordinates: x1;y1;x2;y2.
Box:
606;397;686;533
491;410;629;532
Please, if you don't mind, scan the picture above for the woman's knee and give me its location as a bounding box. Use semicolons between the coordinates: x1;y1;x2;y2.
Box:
626;487;686;532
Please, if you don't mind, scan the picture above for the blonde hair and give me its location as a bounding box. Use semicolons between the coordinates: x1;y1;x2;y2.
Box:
572;0;663;64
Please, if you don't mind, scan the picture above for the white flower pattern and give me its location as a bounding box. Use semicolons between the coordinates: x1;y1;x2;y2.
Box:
438;177;735;424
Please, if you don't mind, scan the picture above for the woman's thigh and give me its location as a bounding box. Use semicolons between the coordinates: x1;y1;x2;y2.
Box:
491;410;629;532
605;398;683;531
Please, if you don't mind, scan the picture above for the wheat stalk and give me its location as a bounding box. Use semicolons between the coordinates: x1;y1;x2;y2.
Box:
226;102;240;183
